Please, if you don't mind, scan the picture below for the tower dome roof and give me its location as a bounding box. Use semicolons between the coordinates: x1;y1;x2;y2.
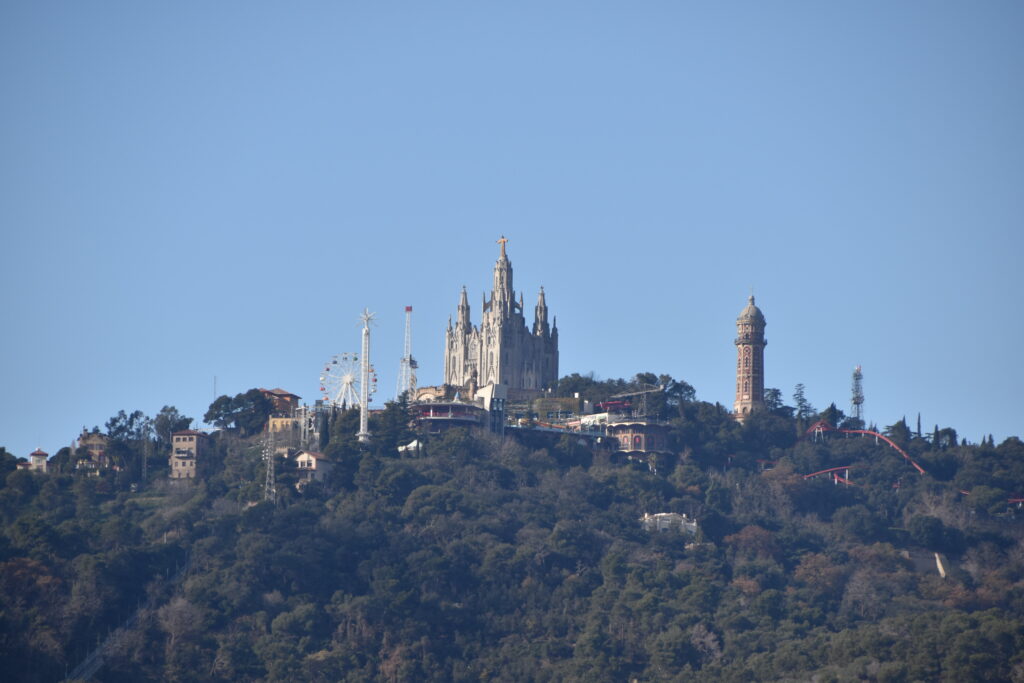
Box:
737;295;765;323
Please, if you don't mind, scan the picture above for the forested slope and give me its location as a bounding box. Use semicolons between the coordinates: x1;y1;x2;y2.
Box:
3;387;1024;682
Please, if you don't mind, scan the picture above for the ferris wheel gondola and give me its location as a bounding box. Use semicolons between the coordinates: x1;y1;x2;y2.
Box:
319;352;377;409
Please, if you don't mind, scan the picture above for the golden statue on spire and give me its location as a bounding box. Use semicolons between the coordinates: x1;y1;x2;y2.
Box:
497;235;508;258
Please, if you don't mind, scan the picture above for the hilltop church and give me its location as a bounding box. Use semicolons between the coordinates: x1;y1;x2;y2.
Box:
420;237;558;402
416;237;767;425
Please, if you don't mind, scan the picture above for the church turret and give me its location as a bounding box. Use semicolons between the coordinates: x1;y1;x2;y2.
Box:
533;287;549;336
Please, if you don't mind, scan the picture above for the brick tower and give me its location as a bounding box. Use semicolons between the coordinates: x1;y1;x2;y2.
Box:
734;295;766;420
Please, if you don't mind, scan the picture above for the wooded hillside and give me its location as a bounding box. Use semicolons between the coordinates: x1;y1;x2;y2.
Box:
2;382;1023;681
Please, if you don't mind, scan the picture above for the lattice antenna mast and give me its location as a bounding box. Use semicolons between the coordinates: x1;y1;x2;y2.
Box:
297;405;315;450
357;309;375;443
263;432;276;503
851;365;865;424
396;306;418;400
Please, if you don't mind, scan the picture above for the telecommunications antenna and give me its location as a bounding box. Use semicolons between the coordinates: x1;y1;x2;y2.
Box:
851;365;865;423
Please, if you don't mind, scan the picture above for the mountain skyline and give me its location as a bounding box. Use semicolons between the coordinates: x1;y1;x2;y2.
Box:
3;2;1022;456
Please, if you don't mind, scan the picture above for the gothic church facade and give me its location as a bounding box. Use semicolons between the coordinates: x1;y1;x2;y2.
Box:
444;238;558;395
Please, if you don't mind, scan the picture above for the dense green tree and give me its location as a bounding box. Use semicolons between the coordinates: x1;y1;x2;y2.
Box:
5;374;1024;682
370;397;415;456
763;388;794;418
204;390;273;436
105;409;150;441
0;447;17;483
204;395;235;429
818;402;845;428
793;384;815;422
884;417;912;446
154;406;193;445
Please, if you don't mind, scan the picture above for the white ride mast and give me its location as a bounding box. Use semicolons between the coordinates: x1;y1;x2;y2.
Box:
396;306;417;401
357;308;375;443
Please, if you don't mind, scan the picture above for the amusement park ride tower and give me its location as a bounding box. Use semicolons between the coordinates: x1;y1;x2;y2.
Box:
734;295;767;421
396;306;417;400
356;309;375;444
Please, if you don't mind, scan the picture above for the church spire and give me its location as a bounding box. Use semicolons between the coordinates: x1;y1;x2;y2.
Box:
491;235;514;317
533;286;549;335
456;286;470;328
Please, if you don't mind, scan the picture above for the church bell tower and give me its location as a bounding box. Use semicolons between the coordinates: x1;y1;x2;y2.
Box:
734;295;766;420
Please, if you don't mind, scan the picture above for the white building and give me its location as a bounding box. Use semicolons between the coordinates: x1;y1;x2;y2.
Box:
640;512;699;536
28;448;48;473
294;451;333;488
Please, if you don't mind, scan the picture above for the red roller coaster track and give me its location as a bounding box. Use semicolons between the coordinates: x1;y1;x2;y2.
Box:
801;422;1024;507
803;465;857;486
805;421;927;475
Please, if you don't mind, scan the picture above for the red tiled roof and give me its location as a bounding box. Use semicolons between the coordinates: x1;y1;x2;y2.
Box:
260;387;301;398
296;451;328;461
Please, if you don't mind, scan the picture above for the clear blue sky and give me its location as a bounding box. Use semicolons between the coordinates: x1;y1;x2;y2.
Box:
2;2;1022;458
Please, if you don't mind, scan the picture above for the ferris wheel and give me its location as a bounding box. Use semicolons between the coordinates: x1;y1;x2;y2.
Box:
319;352;377;409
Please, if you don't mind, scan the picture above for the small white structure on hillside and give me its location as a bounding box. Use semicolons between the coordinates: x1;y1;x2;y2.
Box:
641;512;699;536
29;449;48;473
397;439;424;455
294;451;333;489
